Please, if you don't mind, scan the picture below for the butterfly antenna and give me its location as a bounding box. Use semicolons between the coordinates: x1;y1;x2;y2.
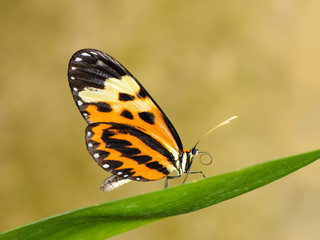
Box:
193;115;238;149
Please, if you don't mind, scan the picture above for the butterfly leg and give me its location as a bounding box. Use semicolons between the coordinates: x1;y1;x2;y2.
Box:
164;174;182;189
182;171;206;184
100;175;131;192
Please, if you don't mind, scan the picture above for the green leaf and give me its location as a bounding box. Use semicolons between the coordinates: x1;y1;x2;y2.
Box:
1;149;319;240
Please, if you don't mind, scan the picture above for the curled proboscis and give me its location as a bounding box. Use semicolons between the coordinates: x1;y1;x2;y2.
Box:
198;151;213;166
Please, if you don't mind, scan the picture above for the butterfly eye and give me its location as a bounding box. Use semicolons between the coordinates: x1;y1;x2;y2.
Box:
191;147;199;156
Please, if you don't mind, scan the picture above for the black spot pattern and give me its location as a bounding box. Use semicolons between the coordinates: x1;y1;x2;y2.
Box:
146;161;170;175
101;129;115;138
105;138;132;147
138;111;155;124
118;147;141;156
101;128;144;158
95;150;110;160
104;160;123;169
137;88;147;99
120;109;134;119
118;93;135;101
93;102;112;112
128;155;152;164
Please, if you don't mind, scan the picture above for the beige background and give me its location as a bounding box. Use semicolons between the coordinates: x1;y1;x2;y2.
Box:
1;1;319;239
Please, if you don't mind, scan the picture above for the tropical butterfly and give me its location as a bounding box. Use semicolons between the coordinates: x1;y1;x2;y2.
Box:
68;49;236;192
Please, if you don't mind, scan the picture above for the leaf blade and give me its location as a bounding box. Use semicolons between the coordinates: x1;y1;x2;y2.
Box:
1;149;319;240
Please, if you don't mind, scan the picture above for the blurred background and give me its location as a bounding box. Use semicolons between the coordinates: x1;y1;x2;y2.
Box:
0;0;319;239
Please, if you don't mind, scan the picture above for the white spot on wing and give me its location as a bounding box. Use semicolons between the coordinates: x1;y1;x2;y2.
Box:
87;131;92;136
77;100;83;106
88;143;93;147
70;76;75;80
124;174;128;178
102;164;109;169
91;51;97;55
136;178;140;181
75;57;82;62
117;172;122;175
73;87;78;92
81;52;90;57
97;60;104;66
94;153;99;158
71;67;76;70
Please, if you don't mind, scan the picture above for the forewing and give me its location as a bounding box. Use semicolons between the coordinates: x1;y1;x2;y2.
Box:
68;49;183;153
86;122;177;181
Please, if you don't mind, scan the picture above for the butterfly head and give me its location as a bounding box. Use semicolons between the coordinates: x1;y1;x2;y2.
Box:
180;147;199;173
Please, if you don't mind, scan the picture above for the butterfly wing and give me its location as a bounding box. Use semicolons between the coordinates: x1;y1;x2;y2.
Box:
68;49;183;180
86;122;176;181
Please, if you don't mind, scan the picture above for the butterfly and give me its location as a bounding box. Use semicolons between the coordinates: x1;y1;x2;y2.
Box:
68;49;236;192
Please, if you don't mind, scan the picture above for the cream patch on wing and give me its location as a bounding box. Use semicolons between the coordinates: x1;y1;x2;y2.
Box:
78;76;135;101
78;75;154;112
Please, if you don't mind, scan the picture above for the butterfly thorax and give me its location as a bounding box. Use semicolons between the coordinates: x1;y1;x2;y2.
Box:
176;147;199;175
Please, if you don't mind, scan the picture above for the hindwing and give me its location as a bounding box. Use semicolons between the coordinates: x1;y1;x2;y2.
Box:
86;122;176;181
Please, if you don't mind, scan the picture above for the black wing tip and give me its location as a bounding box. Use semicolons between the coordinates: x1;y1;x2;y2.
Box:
69;48;110;63
68;49;127;93
68;48;130;78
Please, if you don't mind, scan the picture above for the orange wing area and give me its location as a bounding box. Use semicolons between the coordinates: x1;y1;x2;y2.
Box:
82;97;177;155
86;122;176;181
